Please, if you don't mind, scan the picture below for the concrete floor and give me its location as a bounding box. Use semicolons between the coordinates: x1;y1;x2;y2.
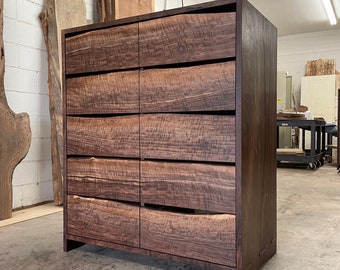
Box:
0;164;340;270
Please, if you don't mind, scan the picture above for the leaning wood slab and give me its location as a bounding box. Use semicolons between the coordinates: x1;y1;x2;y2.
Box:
40;0;87;206
0;0;31;221
97;0;154;22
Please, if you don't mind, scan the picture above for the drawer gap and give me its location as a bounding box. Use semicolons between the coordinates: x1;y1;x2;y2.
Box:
140;158;235;166
65;66;140;79
186;3;236;14
140;111;236;116
140;57;236;71
143;203;226;215
66;113;140;118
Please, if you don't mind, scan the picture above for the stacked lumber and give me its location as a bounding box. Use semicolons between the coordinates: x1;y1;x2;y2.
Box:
305;59;337;76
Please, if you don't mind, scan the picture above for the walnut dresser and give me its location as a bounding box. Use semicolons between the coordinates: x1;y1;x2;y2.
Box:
62;1;277;269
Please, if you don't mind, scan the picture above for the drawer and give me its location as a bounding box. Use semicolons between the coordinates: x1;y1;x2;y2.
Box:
66;70;139;115
140;207;236;266
67;157;139;202
139;12;236;67
140;114;235;162
141;161;235;213
140;61;235;113
67;195;140;247
65;23;138;75
66;115;139;158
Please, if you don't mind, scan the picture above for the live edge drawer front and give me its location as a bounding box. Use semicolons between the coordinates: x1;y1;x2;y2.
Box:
66;115;139;158
141;161;235;214
140;114;235;162
140;61;236;113
67;195;140;247
139;12;236;67
65;23;138;75
67;158;139;202
66;70;139;115
140;208;236;267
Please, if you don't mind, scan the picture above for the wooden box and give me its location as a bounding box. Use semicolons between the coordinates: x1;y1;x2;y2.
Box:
62;1;277;269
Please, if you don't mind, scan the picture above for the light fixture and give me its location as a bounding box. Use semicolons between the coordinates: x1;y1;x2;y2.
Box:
322;0;337;25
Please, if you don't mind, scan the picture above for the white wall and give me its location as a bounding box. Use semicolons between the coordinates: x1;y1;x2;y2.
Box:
3;0;93;210
278;29;340;105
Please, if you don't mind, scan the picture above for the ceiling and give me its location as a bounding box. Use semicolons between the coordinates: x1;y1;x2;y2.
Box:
248;0;340;36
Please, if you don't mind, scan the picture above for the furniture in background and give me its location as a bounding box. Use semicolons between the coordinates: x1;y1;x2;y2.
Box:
277;71;293;148
277;119;326;169
301;74;339;124
62;1;277;269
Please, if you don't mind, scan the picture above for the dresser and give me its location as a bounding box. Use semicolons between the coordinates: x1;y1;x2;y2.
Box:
62;1;277;269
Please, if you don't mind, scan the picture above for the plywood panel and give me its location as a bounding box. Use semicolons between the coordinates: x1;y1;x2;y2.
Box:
301;75;337;123
115;0;154;19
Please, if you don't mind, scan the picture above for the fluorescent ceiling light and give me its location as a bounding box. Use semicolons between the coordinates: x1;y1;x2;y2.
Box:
322;0;337;25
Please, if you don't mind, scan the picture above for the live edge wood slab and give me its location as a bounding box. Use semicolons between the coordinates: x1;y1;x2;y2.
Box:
0;0;31;221
62;1;277;269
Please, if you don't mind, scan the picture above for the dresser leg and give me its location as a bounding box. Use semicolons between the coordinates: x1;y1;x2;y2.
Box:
64;238;85;252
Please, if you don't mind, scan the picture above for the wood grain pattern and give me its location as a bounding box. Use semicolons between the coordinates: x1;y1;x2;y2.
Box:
140;114;235;162
237;1;277;269
141;207;236;266
65;23;138;74
141;161;235;213
0;0;31;220
139;12;236;67
140;61;235;113
67;195;140;247
66;234;236;270
66;70;139;115
115;0;154;19
97;0;154;22
66;115;139;158
67;157;139;202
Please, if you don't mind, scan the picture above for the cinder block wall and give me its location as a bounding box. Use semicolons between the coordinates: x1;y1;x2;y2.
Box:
3;0;93;210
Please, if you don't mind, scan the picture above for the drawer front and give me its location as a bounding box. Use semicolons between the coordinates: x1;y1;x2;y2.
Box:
140;114;235;162
139;12;236;67
140;61;235;113
66;115;139;158
141;161;235;213
67;158;139;202
65;23;138;75
66;70;139;115
140;208;236;266
67;195;140;247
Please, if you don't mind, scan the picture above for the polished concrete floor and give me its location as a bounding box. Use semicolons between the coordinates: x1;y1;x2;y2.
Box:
0;164;340;270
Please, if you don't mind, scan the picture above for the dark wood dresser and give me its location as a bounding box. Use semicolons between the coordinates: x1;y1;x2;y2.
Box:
62;1;277;269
